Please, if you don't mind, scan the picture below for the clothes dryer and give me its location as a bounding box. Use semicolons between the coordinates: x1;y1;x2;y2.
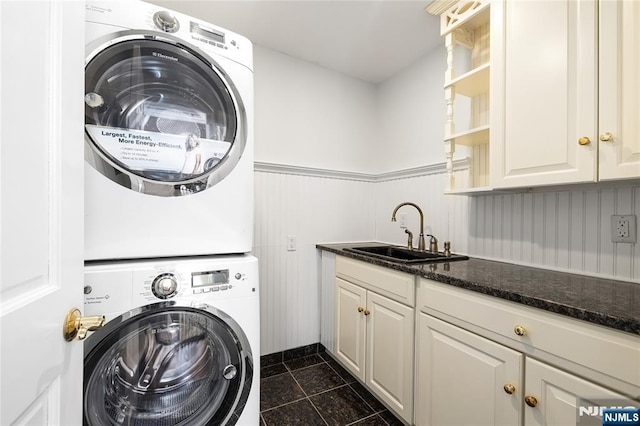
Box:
84;1;253;260
83;255;259;425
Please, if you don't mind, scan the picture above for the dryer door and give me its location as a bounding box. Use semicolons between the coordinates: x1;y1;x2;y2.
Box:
83;302;253;426
84;31;247;197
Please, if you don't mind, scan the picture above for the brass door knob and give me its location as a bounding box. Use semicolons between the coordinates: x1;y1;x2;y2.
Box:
63;308;105;341
514;325;527;337
503;384;516;395
578;136;591;145
599;132;613;142
363;309;371;316
357;307;364;313
525;395;538;407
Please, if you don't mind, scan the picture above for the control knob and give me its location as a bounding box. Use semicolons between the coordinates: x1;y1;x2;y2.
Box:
153;11;180;33
152;273;178;299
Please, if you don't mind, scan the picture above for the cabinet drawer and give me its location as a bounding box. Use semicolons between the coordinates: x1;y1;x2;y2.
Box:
336;256;415;306
417;278;640;390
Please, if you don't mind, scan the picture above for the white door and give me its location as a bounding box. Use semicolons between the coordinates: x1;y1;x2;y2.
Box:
334;277;367;381
524;358;635;426
491;0;598;188
415;313;523;426
366;291;414;424
598;0;640;180
0;1;84;424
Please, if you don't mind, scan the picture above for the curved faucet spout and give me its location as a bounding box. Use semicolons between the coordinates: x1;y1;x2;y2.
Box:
391;202;425;251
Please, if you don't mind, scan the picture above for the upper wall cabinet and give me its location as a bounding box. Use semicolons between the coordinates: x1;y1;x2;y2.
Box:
490;0;640;188
598;0;640;180
430;0;640;192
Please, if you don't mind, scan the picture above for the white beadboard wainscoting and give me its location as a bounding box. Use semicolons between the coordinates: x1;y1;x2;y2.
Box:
253;165;375;355
254;162;640;355
467;184;640;281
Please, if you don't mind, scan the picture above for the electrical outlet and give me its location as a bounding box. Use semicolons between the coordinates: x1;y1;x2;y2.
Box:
398;213;408;229
611;215;637;243
287;235;297;251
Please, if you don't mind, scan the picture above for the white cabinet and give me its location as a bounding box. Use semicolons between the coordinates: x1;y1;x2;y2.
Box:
335;278;367;379
431;0;639;191
415;278;640;426
524;358;632;426
415;313;523;426
490;0;640;188
334;256;415;424
598;0;640;180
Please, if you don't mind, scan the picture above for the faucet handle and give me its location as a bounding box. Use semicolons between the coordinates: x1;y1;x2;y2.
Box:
443;241;451;257
426;234;439;254
405;229;413;250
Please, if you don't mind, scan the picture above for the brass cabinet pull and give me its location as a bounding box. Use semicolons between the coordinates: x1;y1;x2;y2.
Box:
525;395;538;407
514;325;527;337
364;309;371;316
503;384;516;395
63;308;105;341
599;132;613;142
357;307;364;313
578;136;591;145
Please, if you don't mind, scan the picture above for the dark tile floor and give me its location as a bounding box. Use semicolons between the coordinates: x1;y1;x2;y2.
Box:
260;345;405;426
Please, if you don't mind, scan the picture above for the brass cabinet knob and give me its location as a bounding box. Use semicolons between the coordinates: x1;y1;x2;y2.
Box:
503;384;516;395
599;132;613;142
525;395;538;407
63;308;105;341
357;307;364;313
578;136;591;145
514;325;527;336
364;309;371;316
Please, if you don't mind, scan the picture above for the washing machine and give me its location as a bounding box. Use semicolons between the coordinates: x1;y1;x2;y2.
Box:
83;255;259;425
84;1;254;261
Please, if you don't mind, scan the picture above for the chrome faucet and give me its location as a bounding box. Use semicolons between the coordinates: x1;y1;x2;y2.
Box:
391;202;426;251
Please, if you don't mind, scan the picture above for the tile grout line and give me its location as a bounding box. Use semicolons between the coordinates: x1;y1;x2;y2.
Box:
261;350;402;426
288;365;330;426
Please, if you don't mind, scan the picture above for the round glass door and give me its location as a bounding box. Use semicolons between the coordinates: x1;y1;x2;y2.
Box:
84;304;252;426
85;33;246;196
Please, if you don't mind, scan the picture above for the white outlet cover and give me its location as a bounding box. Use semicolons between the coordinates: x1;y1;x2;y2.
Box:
611;215;637;243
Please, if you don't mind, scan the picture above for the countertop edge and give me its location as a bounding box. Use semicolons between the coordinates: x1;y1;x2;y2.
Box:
317;243;640;336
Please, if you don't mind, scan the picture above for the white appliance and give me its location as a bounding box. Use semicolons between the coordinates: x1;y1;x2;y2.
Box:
84;1;254;260
83;255;260;425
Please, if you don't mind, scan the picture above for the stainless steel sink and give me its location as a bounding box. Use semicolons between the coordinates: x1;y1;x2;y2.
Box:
343;245;468;264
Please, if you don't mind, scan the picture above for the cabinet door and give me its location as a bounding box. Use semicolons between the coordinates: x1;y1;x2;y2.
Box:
415;313;523;426
524;358;635;426
599;0;640;180
491;0;598;187
334;277;367;381
366;292;414;423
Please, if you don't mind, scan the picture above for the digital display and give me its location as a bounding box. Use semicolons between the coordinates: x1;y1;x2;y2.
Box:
190;22;225;44
192;270;229;287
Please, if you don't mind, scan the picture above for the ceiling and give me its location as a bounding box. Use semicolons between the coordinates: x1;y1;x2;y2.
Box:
147;1;443;83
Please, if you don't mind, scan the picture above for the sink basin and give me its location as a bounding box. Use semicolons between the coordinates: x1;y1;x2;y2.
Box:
343;245;468;264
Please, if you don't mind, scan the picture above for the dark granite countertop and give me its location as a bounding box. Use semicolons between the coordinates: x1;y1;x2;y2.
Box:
317;242;640;336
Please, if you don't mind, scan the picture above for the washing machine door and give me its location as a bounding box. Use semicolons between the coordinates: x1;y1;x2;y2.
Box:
84;31;247;197
83;302;253;426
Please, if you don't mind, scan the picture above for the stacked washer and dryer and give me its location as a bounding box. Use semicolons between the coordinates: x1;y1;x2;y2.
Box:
82;2;259;425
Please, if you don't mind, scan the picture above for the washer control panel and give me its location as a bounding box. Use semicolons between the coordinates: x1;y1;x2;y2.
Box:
151;273;178;299
84;256;257;319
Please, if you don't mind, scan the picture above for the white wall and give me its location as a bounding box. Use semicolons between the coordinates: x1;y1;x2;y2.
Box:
253;46;379;173
376;47;447;171
252;46;377;354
